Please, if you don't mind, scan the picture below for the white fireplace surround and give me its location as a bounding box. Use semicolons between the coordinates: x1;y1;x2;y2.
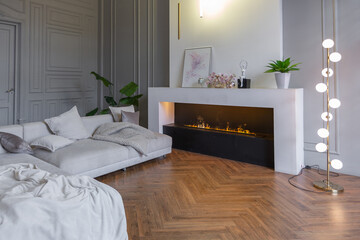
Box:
148;87;304;175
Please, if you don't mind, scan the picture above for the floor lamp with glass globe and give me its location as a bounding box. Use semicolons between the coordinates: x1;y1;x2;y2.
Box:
313;38;344;194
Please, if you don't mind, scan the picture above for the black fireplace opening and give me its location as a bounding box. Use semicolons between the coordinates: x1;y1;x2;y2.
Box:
163;103;274;168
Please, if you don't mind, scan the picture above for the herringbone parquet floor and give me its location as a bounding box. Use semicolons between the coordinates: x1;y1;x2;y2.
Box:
97;150;360;240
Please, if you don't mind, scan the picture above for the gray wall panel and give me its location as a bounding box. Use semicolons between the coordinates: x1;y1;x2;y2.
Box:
101;0;169;127
0;0;98;123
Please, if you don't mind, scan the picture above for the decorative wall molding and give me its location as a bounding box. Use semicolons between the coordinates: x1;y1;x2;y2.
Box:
1;0;98;122
135;0;140;93
0;108;9;125
47;7;82;30
46;28;82;72
150;0;155;88
45;74;82;92
84;96;96;113
60;98;82;114
45;99;58;117
110;0;117;100
83;14;97;91
0;0;25;14
56;0;96;12
29;100;43;122
29;3;43;93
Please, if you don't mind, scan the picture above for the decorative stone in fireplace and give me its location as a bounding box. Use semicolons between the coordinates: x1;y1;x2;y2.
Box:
148;88;304;175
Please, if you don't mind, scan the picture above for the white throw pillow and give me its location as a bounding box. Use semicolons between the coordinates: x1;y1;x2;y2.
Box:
44;106;90;140
109;105;135;122
31;135;74;152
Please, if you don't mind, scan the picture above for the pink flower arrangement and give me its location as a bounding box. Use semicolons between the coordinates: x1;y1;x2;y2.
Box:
205;72;236;88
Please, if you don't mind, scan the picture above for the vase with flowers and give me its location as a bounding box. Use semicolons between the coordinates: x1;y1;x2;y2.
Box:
205;72;236;88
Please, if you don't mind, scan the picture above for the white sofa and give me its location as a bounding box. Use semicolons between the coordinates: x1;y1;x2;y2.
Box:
0;114;172;177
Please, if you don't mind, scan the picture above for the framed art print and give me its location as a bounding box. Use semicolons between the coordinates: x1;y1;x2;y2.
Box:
182;47;212;87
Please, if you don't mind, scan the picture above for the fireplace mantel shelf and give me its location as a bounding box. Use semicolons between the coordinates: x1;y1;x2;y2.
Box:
148;87;304;175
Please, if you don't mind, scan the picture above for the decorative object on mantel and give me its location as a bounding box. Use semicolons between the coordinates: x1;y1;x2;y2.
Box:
205;72;236;88
265;58;301;89
237;60;251;88
313;38;344;194
198;78;207;87
86;72;143;116
182;47;212;88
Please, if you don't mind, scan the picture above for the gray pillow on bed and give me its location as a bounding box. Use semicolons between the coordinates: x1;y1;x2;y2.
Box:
121;111;140;125
0;132;33;154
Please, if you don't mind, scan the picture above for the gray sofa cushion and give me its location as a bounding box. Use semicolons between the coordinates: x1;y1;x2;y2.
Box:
121;111;140;125
33;139;130;175
109;105;135;122
0;153;69;176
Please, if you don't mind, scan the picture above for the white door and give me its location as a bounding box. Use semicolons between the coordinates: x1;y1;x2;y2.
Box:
0;22;16;126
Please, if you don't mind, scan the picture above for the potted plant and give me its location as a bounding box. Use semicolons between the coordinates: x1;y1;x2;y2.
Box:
86;71;143;116
265;58;301;89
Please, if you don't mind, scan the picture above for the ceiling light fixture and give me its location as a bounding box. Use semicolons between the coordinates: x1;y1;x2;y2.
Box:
200;0;204;18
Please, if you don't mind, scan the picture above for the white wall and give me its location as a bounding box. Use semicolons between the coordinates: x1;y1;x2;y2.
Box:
169;0;283;88
283;0;360;176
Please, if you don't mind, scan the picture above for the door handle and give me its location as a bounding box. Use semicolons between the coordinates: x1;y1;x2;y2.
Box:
6;88;15;94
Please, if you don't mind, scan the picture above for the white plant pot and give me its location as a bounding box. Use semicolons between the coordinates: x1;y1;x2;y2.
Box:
275;72;291;89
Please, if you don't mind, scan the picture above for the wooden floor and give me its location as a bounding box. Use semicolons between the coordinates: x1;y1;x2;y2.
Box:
97;150;360;240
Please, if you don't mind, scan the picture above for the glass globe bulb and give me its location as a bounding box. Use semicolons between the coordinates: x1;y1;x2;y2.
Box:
317;128;329;138
316;83;327;93
321;112;333;122
322;68;334;77
329;98;341;109
315;143;327;153
330;52;342;63
331;159;343;170
322;39;334;48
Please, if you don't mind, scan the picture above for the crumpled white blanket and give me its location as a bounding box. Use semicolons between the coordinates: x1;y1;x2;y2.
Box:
0;163;128;240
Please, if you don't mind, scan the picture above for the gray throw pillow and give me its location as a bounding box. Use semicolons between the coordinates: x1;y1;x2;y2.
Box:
0;132;33;154
109;105;135;122
121;111;140;125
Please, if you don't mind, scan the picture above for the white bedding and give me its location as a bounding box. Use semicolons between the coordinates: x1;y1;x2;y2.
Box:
0;163;128;240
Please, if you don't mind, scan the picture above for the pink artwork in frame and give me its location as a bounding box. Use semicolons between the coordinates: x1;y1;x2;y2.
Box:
182;47;212;87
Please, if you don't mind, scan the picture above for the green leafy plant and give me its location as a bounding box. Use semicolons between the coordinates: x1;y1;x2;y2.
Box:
265;58;301;73
86;71;143;116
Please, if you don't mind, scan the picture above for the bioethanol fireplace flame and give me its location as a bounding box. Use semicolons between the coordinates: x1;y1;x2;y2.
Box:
184;115;255;136
163;103;275;168
174;103;273;137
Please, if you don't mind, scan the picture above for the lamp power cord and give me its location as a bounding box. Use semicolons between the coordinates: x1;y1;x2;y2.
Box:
288;165;340;193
